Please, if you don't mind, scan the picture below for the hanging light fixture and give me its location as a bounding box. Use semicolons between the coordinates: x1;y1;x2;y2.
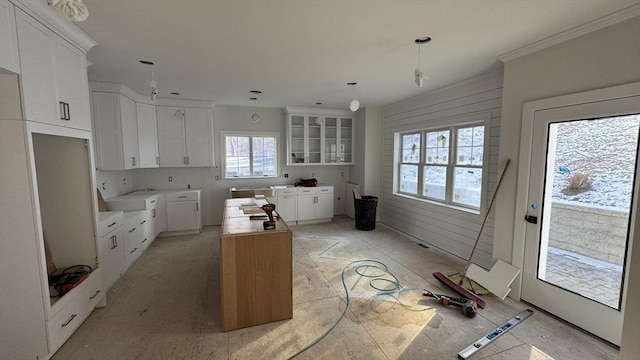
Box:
347;82;359;112
249;97;261;122
140;60;159;101
414;36;431;88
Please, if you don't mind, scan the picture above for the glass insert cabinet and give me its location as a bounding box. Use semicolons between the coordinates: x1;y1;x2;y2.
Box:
285;107;354;166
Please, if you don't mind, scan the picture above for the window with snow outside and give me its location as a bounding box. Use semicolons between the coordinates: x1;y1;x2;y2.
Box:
223;132;278;179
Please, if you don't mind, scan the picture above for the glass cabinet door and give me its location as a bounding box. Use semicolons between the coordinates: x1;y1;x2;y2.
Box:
289;115;305;164
307;116;322;164
324;117;338;163
339;117;353;163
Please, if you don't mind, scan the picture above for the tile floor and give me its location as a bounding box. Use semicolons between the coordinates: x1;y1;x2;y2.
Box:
52;216;618;359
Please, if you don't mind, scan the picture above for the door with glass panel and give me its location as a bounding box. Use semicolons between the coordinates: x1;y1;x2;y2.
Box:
521;92;639;345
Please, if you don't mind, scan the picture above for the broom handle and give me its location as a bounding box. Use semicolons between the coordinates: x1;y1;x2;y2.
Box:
462;159;511;277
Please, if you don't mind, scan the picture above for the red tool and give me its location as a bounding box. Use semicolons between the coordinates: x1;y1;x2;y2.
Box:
261;203;276;230
433;272;486;309
422;290;477;318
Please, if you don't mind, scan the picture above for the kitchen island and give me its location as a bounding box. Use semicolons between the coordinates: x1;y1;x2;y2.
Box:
219;198;293;331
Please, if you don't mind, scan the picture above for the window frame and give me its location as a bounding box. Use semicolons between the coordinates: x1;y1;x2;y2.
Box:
394;116;490;212
220;131;279;179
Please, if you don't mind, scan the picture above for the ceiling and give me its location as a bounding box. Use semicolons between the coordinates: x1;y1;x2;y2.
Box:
76;0;639;110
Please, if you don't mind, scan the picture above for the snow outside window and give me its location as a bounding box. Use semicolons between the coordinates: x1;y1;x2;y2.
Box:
396;123;485;211
222;132;278;178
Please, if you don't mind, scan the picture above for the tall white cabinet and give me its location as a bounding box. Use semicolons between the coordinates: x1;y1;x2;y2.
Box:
0;1;101;359
91;82;140;170
285;107;354;166
156;100;214;167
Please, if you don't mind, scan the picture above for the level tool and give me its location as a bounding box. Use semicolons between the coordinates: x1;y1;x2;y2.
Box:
457;309;534;359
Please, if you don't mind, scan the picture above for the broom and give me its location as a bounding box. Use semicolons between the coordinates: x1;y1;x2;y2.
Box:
433;159;511;308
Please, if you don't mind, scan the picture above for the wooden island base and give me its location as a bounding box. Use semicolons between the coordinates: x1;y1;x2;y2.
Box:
220;198;293;331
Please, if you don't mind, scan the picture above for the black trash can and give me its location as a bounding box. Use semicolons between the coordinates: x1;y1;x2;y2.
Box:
354;196;378;231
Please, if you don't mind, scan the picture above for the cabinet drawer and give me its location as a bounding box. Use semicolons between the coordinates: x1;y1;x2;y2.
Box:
276;188;297;196
98;211;124;238
80;269;104;311
106;194;159;211
166;191;199;202
297;186;333;195
47;295;88;352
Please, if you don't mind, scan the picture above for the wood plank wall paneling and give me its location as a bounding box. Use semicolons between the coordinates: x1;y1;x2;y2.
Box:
380;69;503;269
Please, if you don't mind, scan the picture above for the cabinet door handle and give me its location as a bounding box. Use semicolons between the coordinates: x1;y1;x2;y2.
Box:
110;235;116;250
59;102;66;120
196;203;199;211
183;156;188;165
61;314;77;327
142;238;147;243
152;209;156;218
140;220;146;225
89;290;101;300
178;195;188;199
150;200;156;204
107;222;117;228
132;157;136;166
130;247;138;254
186;156;190;165
129;227;136;233
65;103;70;120
156;156;160;165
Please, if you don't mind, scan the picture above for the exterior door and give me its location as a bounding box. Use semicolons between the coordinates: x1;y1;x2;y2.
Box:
521;88;639;345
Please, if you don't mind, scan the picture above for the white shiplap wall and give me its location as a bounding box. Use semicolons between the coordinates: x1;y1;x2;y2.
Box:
381;69;503;269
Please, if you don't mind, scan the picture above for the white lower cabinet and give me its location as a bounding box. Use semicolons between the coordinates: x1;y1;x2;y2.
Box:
296;186;334;223
166;190;201;231
123;211;145;269
99;212;125;290
276;195;297;223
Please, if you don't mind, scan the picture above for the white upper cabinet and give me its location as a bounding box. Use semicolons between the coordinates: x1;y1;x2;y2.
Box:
285;107;354;166
0;0;20;74
15;9;92;130
156;102;214;167
136;102;159;168
91;84;140;170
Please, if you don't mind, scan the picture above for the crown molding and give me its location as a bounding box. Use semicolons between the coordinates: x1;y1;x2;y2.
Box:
499;4;640;62
12;0;97;52
284;106;353;116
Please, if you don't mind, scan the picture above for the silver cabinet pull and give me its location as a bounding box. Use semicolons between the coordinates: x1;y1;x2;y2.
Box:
140;220;146;225
186;156;190;165
183;156;188;165
110;235;117;250
178;195;188;198
150;200;156;204
156;156;160;165
59;102;66;120
130;247;138;254
152;209;156;218
129;227;136;233
131;157;136;166
65;103;70;120
107;222;117;228
142;238;147;243
89;290;101;300
61;314;77;327
196;203;199;211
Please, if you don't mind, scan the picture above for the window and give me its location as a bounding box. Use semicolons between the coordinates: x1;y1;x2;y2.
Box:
222;131;278;178
396;123;486;210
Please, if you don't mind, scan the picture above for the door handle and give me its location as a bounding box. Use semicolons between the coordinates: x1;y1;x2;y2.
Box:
65;103;70;120
59;102;66;120
524;215;538;224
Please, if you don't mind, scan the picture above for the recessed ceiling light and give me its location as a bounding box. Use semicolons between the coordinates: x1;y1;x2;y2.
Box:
415;36;431;44
170;92;180;95
139;60;155;65
249;90;262;94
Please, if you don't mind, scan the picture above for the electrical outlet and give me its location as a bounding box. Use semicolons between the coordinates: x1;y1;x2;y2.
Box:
311;172;315;178
169;176;173;182
102;182;106;190
122;178;127;185
284;173;289;178
340;171;344;177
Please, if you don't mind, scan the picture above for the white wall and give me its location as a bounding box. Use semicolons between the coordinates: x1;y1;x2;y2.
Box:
100;105;351;225
494;16;640;355
349;106;382;198
380;69;503;269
